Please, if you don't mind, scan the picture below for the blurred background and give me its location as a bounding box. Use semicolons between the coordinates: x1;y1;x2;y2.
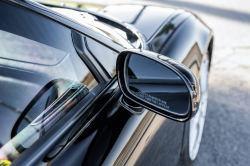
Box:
36;0;250;165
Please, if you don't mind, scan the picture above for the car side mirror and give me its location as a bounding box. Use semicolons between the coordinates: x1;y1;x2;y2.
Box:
116;49;200;122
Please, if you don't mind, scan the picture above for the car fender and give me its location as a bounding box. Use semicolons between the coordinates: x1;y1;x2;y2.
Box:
100;4;213;78
155;14;213;78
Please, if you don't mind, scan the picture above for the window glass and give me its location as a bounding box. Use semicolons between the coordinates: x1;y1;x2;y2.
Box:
86;37;118;77
0;1;97;162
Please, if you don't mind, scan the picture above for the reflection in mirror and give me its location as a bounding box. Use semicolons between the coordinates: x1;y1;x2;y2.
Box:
127;54;190;115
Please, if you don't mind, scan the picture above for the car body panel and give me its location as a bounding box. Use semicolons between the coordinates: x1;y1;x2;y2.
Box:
101;3;213;78
100;4;177;41
159;15;212;78
100;4;212;64
0;1;213;166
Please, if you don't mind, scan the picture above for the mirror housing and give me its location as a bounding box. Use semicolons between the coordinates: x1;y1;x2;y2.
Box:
116;49;200;122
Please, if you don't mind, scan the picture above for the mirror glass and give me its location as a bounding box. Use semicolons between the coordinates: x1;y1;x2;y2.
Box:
127;54;190;115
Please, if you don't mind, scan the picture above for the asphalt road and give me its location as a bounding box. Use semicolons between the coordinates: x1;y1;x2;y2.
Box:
145;0;250;165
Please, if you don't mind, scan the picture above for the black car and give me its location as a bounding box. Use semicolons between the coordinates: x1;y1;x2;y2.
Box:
0;0;213;166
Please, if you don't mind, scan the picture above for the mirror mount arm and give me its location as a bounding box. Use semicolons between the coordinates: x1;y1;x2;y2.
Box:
118;95;145;115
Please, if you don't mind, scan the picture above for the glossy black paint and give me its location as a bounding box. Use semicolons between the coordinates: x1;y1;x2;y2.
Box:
100;4;213;65
0;1;213;166
101;5;185;42
160;15;212;73
41;2;146;49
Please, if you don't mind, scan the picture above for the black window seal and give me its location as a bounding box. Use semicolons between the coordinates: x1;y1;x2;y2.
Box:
84;36;112;79
71;30;109;83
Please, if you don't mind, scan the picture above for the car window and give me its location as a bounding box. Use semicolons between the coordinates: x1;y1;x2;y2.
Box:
0;1;97;162
86;37;118;77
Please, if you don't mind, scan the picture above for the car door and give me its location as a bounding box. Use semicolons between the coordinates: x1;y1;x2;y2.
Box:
16;29;185;166
0;1;184;166
64;35;185;166
40;23;184;166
